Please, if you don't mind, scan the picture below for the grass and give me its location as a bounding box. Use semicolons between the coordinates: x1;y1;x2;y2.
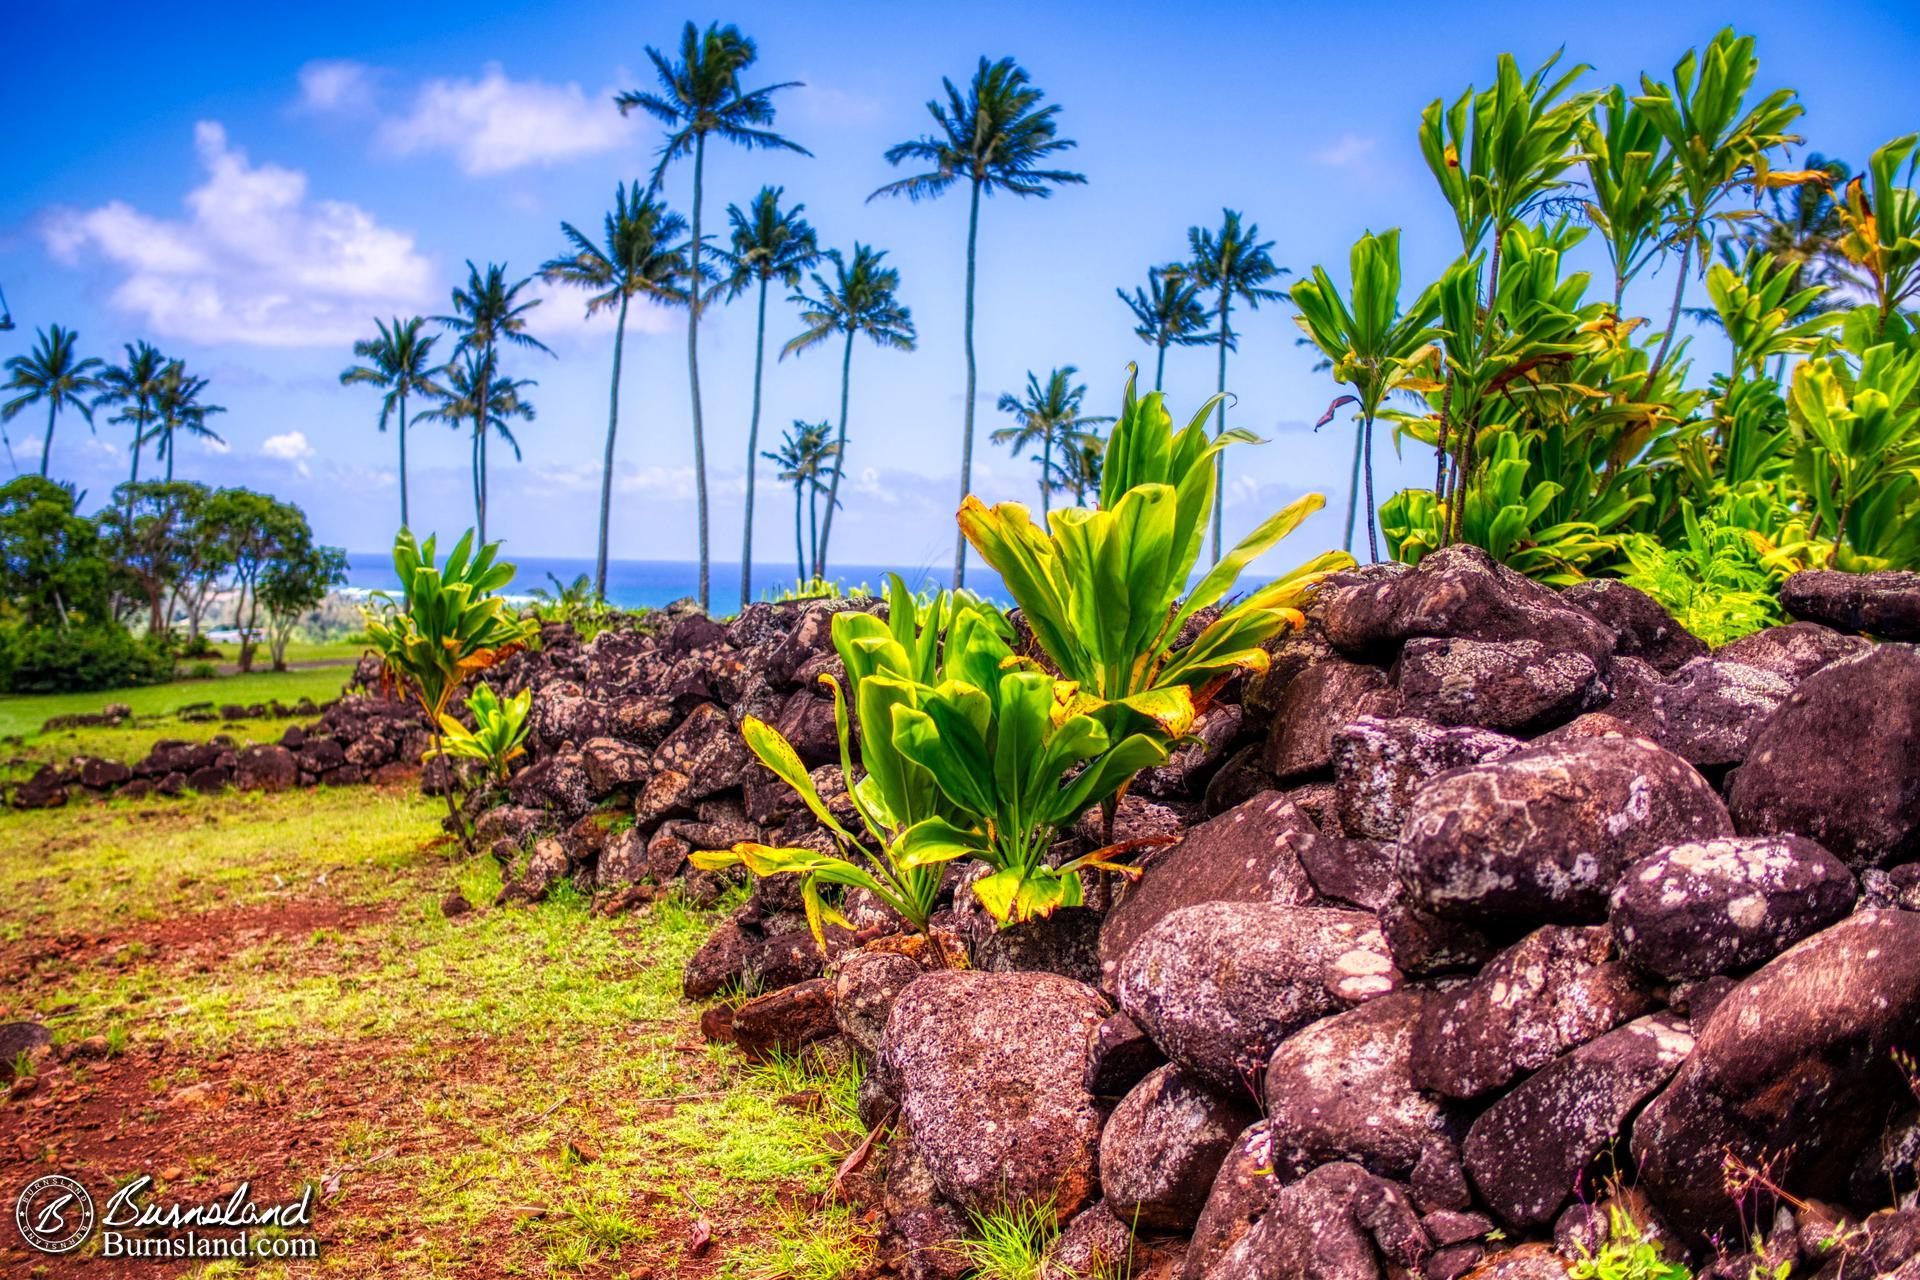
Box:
0;785;875;1278
955;1198;1062;1280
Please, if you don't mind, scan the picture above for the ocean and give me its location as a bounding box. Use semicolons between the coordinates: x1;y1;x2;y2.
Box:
343;553;1011;613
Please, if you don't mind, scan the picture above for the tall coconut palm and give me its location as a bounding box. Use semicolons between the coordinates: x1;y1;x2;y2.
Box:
1731;152;1853;294
716;186;819;607
616;21;811;612
96;341;170;516
871;55;1084;588
541;185;690;597
991;366;1112;516
340;317;445;531
3;325;103;476
763;419;837;583
1050;428;1105;508
1183;210;1288;561
782;244;916;578
435;262;549;543
419;349;536;536
1118;268;1211;390
146;363;225;481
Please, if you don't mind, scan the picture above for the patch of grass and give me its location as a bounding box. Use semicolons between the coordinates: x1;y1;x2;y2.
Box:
0;784;865;1278
725;1202;875;1280
0;658;360;740
956;1198;1061;1280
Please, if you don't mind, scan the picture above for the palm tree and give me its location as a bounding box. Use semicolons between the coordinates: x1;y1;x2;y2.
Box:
340;316;444;531
420;349;537;536
616;21;811;612
716;186;819;607
96;341;170;515
435;262;550;543
871;56;1084;588
541;185;690;597
763;419;838;582
1731;152;1853;294
146;362;225;481
1050;429;1105;508
782;244;916;578
992;366;1112;516
1118;268;1211;390
1183;209;1288;561
3;326;104;476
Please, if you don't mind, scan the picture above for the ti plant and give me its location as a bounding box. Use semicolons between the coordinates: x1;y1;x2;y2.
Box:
1703;250;1838;384
960;369;1351;729
1788;342;1920;566
693;575;1178;941
1290;228;1442;561
1834;134;1920;338
431;684;532;784
362;529;535;845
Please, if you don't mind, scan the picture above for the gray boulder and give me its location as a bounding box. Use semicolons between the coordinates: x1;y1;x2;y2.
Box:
1714;621;1871;683
1634;911;1920;1240
1410;925;1654;1100
1204;1162;1429;1280
881;970;1108;1217
1394;636;1605;732
1399;735;1731;924
1655;658;1794;769
1331;716;1521;840
1609;836;1857;980
1783;569;1920;640
1262;658;1401;780
1560;579;1707;674
1101;1065;1257;1232
1728;645;1920;867
1118;902;1400;1092
1463;1013;1694;1228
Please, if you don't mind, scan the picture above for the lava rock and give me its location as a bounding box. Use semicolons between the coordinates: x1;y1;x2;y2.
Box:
579;736;650;792
1098;792;1320;989
1560;579;1707;674
1728;646;1920;867
1043;1202;1158;1280
1320;544;1615;666
1633;911;1920;1240
651;702;754;802
1608;836;1857;980
1399;735;1731;924
1206;1162;1430;1280
883;1134;972;1280
1463;1013;1695;1228
1262;657;1402;780
1655;658;1794;769
881;970;1108;1217
1101;1064;1257;1232
1118;902;1400;1093
1394;636;1604;732
232;744;298;791
1086;1012;1168;1098
1713;621;1872;684
1410;925;1654;1100
1782;569;1920;640
729;977;837;1061
1185;1121;1277;1280
1331;716;1521;840
1136;704;1244;800
834;948;926;1059
1264;989;1462;1182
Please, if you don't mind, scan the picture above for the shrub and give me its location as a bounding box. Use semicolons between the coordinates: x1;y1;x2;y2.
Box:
0;623;173;694
185;661;219;680
432;684;532;783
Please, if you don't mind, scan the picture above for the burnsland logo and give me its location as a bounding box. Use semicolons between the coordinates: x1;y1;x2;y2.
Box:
14;1174;319;1260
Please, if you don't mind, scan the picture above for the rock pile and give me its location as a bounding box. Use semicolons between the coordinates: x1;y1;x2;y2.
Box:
660;549;1920;1280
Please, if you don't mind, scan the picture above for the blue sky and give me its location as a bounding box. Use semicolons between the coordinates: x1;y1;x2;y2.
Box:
5;0;1918;570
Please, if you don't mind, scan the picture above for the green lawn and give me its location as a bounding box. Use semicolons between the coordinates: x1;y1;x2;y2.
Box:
0;786;867;1279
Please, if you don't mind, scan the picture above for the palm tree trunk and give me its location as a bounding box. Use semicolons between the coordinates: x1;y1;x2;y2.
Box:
816;329;855;579
1154;342;1167;393
598;291;631;599
398;392;410;531
808;483;820;581
953;176;983;590
479;417;489;543
471;427;483;537
687;134;712;612
793;483;806;583
40;402;55;476
165;427;175;482
1211;294;1230;563
1361;412;1380;563
741;274;770;609
1041;431;1053;516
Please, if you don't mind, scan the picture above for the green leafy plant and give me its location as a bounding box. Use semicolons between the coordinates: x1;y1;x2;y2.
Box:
1789;342;1920;564
432;684;532;783
951;1197;1060;1280
1618;500;1784;646
695;575;1177;936
960;370;1350;728
362;529;535;845
1567;1202;1692;1280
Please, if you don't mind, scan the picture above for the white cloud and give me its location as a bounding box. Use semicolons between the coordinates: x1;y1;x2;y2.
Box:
527;276;680;346
297;59;378;114
377;64;633;175
262;430;314;461
1313;133;1378;168
43;122;434;348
